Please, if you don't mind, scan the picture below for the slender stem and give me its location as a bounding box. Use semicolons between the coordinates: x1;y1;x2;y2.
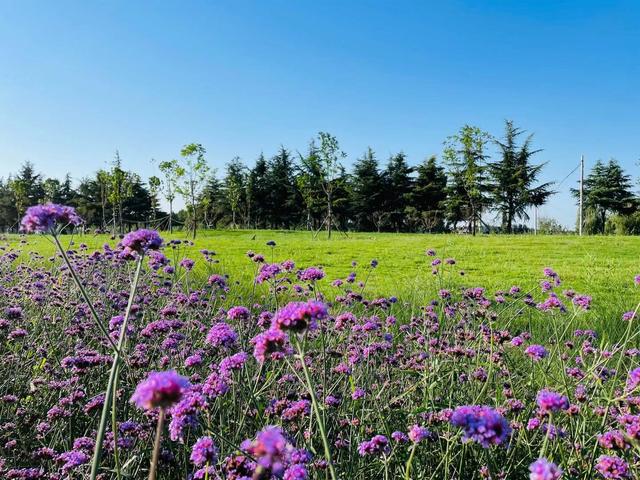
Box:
112;364;123;480
294;337;337;480
404;442;417;480
89;256;144;480
588;304;637;466
149;409;166;480
52;233;120;353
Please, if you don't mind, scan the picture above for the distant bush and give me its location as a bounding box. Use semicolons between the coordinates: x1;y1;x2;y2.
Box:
605;212;640;235
537;217;566;234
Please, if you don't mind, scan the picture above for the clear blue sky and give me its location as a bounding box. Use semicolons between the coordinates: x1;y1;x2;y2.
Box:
0;1;638;227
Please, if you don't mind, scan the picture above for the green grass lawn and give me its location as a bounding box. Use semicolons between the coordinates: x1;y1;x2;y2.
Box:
4;230;639;339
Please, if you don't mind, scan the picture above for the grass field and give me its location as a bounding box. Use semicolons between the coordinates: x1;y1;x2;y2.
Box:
6;230;639;339
3;228;640;478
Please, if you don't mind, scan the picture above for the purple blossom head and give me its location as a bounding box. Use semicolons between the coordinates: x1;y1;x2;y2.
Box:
529;458;562;480
450;405;512;448
622;310;636;321
537;294;566;312
352;387;366;400
595;455;629;479
284;464;308;480
598;430;629;450
272;300;328;333
572;294;592;311
536;390;569;414
120;229;163;255
298;267;325;282
408;424;430;443
227;306;250;321
357;435;390;456
525;344;548;361
179;258;195;270
626;367;640;392
20;203;83;233
392;431;409;443
241;426;292;477
206;322;238;349
256;263;281;283
57;450;90;473
190;436;218;466
130;370;190;410
252;328;291;363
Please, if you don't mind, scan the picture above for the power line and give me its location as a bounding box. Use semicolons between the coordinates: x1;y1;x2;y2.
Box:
556;162;581;188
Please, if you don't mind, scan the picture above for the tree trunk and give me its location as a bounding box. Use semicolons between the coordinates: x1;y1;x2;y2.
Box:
327;192;333;239
168;200;173;233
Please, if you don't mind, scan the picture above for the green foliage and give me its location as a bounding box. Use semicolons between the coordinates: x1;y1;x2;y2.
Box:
350;148;385;231
537;217;566;235
490;120;554;233
572;159;636;233
407;156;447;232
443;125;492;235
176;143;211;238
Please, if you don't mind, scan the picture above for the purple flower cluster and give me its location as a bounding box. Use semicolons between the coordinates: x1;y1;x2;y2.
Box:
298;267;325;281
529;458;562;480
525;344;548;361
357;435;390;456
190;436;218;466
241;426;307;478
536;390;569;414
120;229;163;255
130;370;190;410
206;322;238;348
450;405;512;448
595;455;629;479
272;300;328;333
408;424;430;443
20;203;83;233
252;328;291;363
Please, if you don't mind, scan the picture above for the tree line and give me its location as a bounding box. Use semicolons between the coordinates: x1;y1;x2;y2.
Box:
1;120;636;236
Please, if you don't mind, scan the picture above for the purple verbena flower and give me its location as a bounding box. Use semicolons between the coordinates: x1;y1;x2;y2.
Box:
525;345;548;361
20;203;83;233
536;390;569;414
120;229;163;255
252;328;291;363
450;405;511;448
190;436;218;466
206;322;238;348
408;424;430;443
272;300;328;333
529;458;562;480
130;370;190;410
357;435;390;456
595;455;629;479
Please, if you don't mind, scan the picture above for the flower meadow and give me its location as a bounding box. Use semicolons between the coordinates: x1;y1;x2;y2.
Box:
0;205;639;479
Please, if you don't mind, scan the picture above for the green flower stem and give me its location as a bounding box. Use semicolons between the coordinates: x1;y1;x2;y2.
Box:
588;299;638;467
89;255;144;480
148;408;166;480
404;442;417;480
52;233;120;354
294;337;337;480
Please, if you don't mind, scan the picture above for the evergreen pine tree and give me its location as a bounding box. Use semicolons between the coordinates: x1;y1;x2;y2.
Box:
490;120;554;233
382;152;413;232
408;155;448;232
351;148;385;231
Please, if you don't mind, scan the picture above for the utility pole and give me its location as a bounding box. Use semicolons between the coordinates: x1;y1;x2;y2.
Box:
579;155;584;236
534;207;538;235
